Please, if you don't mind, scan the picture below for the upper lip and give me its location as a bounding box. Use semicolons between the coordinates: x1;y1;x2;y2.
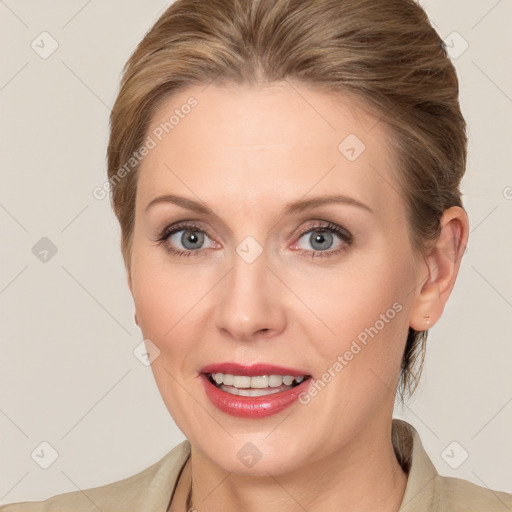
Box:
200;362;310;377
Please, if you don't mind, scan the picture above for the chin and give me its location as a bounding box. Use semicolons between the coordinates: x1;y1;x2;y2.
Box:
186;426;316;477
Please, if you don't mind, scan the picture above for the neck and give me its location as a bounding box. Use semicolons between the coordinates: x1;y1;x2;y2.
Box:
180;419;408;512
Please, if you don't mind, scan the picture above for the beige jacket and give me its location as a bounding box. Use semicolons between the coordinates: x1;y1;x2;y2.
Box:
1;420;510;511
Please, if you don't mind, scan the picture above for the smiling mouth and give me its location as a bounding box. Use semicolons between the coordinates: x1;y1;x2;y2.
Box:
205;372;311;397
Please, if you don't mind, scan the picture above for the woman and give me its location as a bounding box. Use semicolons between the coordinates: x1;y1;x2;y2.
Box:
2;0;510;510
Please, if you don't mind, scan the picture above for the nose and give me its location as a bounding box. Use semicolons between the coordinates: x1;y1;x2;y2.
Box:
214;247;286;342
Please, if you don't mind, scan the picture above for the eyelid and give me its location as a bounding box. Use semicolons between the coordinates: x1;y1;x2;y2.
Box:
157;220;214;241
294;220;353;243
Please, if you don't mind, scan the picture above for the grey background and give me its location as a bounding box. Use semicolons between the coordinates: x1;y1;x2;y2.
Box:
1;0;511;504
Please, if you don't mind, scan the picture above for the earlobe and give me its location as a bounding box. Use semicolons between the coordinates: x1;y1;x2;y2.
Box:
409;206;469;331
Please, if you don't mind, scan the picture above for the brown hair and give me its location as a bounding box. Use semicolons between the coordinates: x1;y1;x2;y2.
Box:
107;0;467;398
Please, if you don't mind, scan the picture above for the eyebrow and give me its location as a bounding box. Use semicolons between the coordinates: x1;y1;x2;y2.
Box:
144;193;373;216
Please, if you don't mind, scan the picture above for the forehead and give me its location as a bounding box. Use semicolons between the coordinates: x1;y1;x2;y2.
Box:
136;81;404;219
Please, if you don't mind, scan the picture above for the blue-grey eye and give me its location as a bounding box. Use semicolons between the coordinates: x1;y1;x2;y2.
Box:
170;229;208;251
297;230;342;252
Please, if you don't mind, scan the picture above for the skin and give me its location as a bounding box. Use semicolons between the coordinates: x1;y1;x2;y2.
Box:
127;81;469;512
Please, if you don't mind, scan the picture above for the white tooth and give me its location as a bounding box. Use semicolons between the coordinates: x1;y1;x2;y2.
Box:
282;375;294;386
214;373;224;384
268;374;283;387
237;387;284;397
220;384;240;395
233;375;251;388
250;375;269;388
223;373;234;386
295;376;304;383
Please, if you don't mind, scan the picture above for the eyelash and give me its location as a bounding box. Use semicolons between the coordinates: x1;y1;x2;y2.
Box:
292;221;353;259
155;222;215;259
155;221;353;259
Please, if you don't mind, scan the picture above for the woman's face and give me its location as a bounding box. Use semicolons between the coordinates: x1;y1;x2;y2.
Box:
129;81;425;475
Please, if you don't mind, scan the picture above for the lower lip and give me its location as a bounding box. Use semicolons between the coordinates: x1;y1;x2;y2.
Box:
200;374;311;418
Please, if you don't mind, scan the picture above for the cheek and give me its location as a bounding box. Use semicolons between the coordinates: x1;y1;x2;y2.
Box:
298;257;410;342
295;266;409;438
130;259;209;430
131;249;207;340
130;251;217;401
296;255;412;395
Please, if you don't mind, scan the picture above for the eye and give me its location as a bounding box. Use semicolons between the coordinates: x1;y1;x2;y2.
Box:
169;229;209;250
156;222;218;257
298;230;337;251
292;221;353;257
156;220;353;259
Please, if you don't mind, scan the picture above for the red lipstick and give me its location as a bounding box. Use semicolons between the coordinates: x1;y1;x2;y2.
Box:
201;362;308;377
199;362;312;419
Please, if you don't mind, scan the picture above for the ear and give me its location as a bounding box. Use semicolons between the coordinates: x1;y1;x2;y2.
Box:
409;206;469;331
